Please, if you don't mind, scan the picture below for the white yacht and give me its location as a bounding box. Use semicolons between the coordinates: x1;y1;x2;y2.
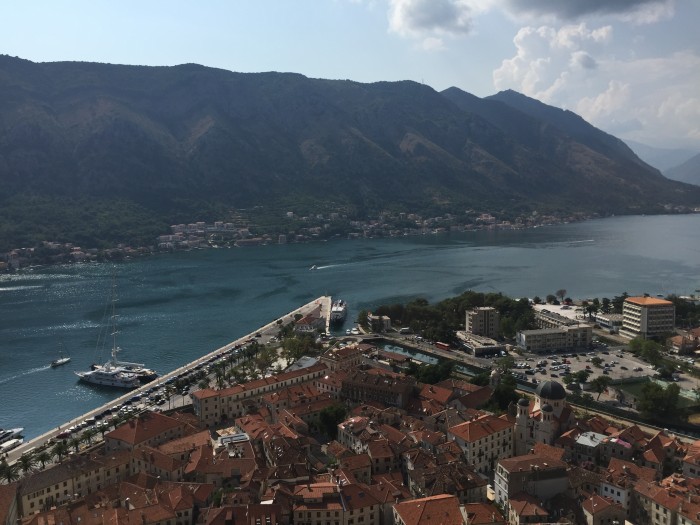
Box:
75;359;140;389
0;427;24;445
77;276;153;389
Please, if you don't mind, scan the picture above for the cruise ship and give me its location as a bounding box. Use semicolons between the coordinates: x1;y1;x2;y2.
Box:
330;299;347;324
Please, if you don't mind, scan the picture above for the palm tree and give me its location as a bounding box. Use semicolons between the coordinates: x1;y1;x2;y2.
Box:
82;427;98;446
35;450;52;469
198;378;210;390
52;441;69;463
0;460;20;484
68;436;82;454
165;385;176;410
17;452;36;475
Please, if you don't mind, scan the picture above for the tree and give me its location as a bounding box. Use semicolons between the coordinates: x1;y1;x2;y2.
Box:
318;404;347;439
357;309;370;330
490;373;518;411
68;436;82;453
82;427;98;446
51;441;69;463
601;298;612;314
17;452;36;475
546;294;557;304
637;382;667;418
590;375;613;400
165;385;177;409
574;370;591;383
532;296;542;305
35;449;52;469
0;460;19;484
495;355;516;371
590;357;603;368
555;289;567;302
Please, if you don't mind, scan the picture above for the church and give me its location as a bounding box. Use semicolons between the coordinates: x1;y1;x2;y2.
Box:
514;380;576;455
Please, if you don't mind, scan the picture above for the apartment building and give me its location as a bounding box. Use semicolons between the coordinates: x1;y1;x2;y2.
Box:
447;414;513;475
292;482;380;525
17;450;131;515
620;296;675;340
494;454;568;505
465;307;500;339
516;325;592;353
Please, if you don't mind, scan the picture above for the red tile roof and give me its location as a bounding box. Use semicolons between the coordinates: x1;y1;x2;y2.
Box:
393;494;465;525
448;414;511;443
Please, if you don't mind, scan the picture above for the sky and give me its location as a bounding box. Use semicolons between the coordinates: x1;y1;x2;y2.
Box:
2;0;699;150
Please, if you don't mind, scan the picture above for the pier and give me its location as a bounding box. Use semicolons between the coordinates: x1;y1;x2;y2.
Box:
6;296;331;464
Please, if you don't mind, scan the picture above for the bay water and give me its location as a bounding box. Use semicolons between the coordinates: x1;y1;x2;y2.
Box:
2;214;700;438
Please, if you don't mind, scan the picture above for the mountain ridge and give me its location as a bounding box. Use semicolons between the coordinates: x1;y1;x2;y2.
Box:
1;55;699;251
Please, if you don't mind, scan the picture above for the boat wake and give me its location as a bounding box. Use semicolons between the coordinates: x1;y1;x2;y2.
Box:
0;285;44;292
0;365;52;386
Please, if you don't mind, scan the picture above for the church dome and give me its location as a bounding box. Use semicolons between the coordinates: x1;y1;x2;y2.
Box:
541;403;554;413
518;398;530;407
535;380;566;400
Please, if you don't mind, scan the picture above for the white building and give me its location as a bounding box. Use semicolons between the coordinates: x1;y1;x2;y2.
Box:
620;296;675;340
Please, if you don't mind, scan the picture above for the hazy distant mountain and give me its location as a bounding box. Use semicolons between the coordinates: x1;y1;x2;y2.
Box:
665;153;700;185
625;139;698;172
1;55;699;250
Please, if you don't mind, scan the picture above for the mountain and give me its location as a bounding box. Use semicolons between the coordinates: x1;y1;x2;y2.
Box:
625;140;698;173
1;55;699;251
665;153;700;185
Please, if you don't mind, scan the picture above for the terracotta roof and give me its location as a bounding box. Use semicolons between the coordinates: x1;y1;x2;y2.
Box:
340;453;372;471
157;429;212;455
625;296;673;306
448;414;511;443
605;458;656;486
582;494;616;515
106;411;184;447
464;502;505;525
393;494;465;525
498;454;567;473
419;384;455;405
508;492;548;518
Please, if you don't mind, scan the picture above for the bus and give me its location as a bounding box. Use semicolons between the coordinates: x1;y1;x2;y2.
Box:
435;342;451;351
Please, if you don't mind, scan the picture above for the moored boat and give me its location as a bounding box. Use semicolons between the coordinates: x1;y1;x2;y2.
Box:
330;299;347;324
77;275;155;389
75;365;140;389
0;427;24;445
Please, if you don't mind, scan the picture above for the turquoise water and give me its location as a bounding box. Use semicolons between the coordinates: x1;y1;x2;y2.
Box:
1;214;700;437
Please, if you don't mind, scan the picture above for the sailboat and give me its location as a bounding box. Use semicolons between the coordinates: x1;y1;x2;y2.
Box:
50;341;71;368
75;276;155;389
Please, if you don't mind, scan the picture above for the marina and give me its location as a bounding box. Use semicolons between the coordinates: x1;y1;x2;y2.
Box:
3;296;331;463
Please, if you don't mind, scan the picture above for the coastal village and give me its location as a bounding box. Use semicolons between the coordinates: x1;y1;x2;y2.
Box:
0;209;584;270
3;295;700;525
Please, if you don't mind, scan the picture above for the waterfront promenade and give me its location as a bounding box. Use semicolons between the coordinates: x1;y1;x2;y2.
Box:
5;295;331;465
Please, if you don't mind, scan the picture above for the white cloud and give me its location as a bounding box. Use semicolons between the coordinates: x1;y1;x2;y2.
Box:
493;23;700;148
388;0;474;37
493;23;610;101
577;80;630;120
